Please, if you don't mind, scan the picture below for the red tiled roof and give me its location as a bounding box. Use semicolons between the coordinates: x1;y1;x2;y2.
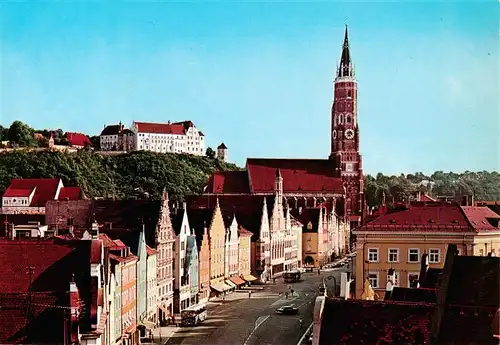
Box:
206;171;250;194
246;158;344;194
65;132;91;147
90;240;102;264
0;292;62;344
146;245;158;256
4;178;62;207
319;299;433;345
109;253;137;263
3;188;33;197
418;193;437;202
134;121;185;135
355;203;471;232
238;228;253;237
0;240;75;292
113;239;126;248
58;186;82;200
461;206;500;232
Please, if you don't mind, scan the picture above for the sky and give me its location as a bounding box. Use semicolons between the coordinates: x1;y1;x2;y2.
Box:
1;1;498;175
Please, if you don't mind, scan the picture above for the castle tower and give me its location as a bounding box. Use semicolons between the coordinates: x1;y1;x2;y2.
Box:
329;26;364;227
217;142;228;162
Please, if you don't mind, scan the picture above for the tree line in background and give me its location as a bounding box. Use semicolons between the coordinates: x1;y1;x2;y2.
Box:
364;171;500;208
0;121;72;148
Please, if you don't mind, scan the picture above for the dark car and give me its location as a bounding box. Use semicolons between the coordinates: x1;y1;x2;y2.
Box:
275;305;299;315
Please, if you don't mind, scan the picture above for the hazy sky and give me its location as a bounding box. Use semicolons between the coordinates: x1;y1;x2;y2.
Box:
1;1;498;174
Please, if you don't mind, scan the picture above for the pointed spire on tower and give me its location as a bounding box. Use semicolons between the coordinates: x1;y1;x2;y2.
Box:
338;25;354;78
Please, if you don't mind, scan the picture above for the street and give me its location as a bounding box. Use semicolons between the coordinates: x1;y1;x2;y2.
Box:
162;265;348;345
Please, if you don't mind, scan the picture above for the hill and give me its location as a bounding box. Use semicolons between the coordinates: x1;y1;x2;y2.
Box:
0;150;239;201
0;150;498;205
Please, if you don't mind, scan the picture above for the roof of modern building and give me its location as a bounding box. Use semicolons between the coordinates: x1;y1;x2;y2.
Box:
461;206;500;231
355;202;472;233
319;299;434;345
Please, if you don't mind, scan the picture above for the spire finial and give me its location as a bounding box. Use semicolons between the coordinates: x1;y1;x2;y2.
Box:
337;26;353;78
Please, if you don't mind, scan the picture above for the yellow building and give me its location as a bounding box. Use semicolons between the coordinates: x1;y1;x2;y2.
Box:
296;208;323;268
238;228;253;277
352;203;500;299
207;199;229;294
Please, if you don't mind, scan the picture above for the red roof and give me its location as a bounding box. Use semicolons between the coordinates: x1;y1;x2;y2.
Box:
319;299;433;345
238;228;253;237
134;121;185;135
65;132;91;147
3;178;62;207
246;158;344;194
206;171;250;194
0;292;62;344
2;188;33;197
356;203;471;232
418;193;437;202
461;206;500;232
146;245;158;256
90;240;102;264
0;240;76;292
58;186;82;200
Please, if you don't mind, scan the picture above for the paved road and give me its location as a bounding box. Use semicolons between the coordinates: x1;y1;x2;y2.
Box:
164;271;329;345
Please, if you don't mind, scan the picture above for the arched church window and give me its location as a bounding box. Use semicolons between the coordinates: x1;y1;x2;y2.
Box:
333;116;337;126
346;114;352;124
347;90;352;98
339;114;344;124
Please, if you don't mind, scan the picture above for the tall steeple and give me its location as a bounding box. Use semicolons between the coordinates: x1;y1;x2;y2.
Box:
337;25;354;78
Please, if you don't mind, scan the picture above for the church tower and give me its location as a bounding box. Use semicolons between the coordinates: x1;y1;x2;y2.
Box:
329;26;364;227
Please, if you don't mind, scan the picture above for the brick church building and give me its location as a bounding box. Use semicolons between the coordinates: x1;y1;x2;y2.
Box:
204;26;364;229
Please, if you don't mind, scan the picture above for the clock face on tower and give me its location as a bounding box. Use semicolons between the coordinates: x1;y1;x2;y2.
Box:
346;163;353;172
345;129;354;139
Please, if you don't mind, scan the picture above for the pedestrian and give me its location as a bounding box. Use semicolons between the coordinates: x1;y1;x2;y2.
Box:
291;289;294;296
273;277;276;284
299;319;303;328
248;291;252;299
318;269;320;275
285;292;289;299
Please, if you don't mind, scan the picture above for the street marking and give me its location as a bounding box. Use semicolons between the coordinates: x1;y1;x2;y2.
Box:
296;321;314;345
242;315;270;345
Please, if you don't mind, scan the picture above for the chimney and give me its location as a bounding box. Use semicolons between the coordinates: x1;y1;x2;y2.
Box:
471;194;475;206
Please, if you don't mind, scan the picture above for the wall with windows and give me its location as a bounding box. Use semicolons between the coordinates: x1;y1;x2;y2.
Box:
354;234;478;298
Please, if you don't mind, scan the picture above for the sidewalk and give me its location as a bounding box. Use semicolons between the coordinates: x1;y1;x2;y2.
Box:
150;325;179;344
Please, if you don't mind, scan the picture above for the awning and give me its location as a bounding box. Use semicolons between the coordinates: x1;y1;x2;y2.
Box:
225;280;237;289
139;320;156;329
229;276;246;286
243;274;258;282
211;283;227;292
221;282;233;291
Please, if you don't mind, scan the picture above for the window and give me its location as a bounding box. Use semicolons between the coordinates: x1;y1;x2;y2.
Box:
339;114;344;124
386;270;399;287
388;248;399;263
408;248;420;262
408;272;419;288
368;248;379;262
429;249;440;263
368;272;379;288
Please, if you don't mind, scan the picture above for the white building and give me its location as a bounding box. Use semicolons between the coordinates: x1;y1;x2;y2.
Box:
146;246;158;325
225;216;239;278
131;120;205;156
100;122;135;152
172;205;192;313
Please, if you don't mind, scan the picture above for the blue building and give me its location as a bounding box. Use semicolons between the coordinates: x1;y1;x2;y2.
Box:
185;234;199;305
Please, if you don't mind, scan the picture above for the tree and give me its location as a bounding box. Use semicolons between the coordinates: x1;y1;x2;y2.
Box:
0;126;8;141
206;147;215;159
7;120;36;147
89;136;100;150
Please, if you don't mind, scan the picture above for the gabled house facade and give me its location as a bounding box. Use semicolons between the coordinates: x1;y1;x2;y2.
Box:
155;191;176;322
146;246;158;326
172;206;192;313
226;216;240;278
238;228;253;278
186;235;199;306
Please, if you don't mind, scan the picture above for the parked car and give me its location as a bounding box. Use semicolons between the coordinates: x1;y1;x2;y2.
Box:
275;305;299;315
